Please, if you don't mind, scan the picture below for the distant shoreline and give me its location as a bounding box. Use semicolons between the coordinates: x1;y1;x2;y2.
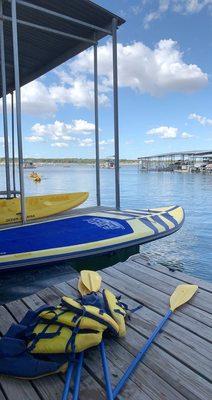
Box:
0;158;137;165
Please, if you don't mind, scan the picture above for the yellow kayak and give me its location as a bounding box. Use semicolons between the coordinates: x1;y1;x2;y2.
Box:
0;192;89;225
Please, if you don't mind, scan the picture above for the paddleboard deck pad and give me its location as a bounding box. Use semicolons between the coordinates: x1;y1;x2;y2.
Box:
0;206;184;270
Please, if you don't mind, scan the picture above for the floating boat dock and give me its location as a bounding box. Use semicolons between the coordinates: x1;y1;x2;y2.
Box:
0;254;211;400
138;150;212;172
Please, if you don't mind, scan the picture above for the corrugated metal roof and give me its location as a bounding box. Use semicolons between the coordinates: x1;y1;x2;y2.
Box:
1;0;125;96
138;150;212;159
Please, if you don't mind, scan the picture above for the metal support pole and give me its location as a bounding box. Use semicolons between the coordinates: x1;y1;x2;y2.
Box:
112;18;120;209
94;42;101;206
11;0;26;222
0;0;11;198
11;92;16;196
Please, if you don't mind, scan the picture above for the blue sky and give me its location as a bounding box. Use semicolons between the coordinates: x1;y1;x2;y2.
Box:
1;0;212;159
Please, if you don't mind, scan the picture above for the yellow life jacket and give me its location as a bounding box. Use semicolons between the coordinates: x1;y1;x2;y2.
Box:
28;296;120;354
61;296;119;335
29;323;103;354
103;289;127;337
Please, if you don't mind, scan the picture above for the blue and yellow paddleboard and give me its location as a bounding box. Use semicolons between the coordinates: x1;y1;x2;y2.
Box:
0;206;184;270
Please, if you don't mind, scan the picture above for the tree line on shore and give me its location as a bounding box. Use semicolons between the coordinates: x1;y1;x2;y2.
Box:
0;157;136;164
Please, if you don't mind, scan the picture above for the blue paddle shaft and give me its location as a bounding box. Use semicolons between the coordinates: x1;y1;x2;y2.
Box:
113;309;173;399
73;352;84;400
62;362;74;400
100;341;114;400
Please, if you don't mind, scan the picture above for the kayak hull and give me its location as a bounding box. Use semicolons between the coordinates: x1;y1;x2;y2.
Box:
0;206;184;271
0;192;89;225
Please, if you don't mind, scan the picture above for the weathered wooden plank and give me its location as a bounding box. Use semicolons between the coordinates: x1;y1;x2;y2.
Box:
117;261;212;315
5;300;29;323
36;285;151;400
112;263;211;326
72;369;106;400
22;293;45;310
65;280;189;400
54;281;77;298
87;357;151;400
85;346;157;400
101;269;212;342
117;326;212;400
0;305;15;335
0;377;41;400
66;276;212;380
128;311;211;380
95;276;212;363
0;389;6;400
66;275;212;363
57;281;187;400
65;280;212;398
100;339;187;400
36;287;61;306
131;254;212;293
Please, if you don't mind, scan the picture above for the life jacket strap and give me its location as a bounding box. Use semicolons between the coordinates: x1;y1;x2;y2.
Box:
65;308;86;354
28;325;62;352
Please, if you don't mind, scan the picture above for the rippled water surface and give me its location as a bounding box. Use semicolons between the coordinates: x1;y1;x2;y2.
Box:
0;165;211;303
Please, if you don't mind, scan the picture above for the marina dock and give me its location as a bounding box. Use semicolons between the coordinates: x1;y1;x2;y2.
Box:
0;253;211;400
138;150;212;172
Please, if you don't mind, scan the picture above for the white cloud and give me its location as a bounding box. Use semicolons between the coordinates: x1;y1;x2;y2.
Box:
26;119;98;148
144;0;169;29
79;138;94;147
0;39;207;117
188;113;212;126
0;78;108;117
144;0;212;28
144;139;155;144
25;135;44;143
181;132;194;138
51;142;68;148
68;40;207;96
0;81;58;117
61;136;78;141
147;126;178;138
99;139;114;145
30;119;94;143
50;78;109;109
71;119;95;133
173;0;212;14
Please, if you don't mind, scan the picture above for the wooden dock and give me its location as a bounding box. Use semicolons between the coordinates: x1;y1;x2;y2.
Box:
0;254;211;399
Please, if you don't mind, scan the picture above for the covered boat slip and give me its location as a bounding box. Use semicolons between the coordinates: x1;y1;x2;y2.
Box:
0;254;211;400
0;0;124;221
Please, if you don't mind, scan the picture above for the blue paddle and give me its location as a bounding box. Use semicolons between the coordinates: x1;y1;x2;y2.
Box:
73;352;84;400
62;359;75;400
113;284;198;398
99;341;113;400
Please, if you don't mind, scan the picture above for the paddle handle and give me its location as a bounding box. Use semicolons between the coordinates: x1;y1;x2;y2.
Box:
113;309;173;399
100;341;114;400
73;352;84;400
62;361;74;400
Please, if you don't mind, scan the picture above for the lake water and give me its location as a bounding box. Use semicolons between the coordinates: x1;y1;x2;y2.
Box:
0;164;211;303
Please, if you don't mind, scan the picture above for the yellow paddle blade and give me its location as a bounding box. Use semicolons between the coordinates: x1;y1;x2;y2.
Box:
170;284;198;312
80;270;102;293
78;277;91;296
